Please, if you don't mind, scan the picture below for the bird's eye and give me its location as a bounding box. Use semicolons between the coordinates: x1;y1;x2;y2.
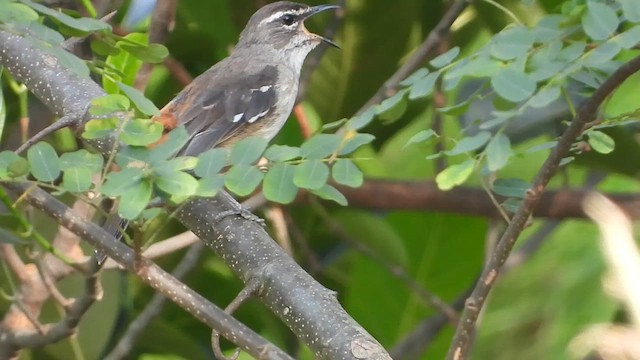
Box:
281;14;295;26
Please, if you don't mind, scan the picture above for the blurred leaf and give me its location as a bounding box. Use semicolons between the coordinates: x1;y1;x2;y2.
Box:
437;100;470;116
492;178;531;198
155;169;198;198
59;149;103;173
529;86;561;108
376;89;408;122
300;134;342;159
332;159;363;188
620;0;640;22
309;183;347;206
195;148;229;178
486;133;512;171
264;145;300;162
27;142;60;182
0;151;26;179
436;159;475;191
263;162;297;204
61;167;92;192
409;71;439;100
120;118;163;146
90;36;120;56
405;129;437;148
20;0;110;32
587;130;615;154
224;164;263;196
429;46;460;68
582;2;618;40
196;175;225;197
491;68;537;103
229;136;269;165
101;167;145;197
347;107;376;131
117;82;159;116
294;159;329;190
0;228;25;244
149;126;190;161
0;2;38;23
118;40;169;63
399;68;429;86
490;26;535;61
446;131;491;155
118;179;152;220
613;25;640;49
339;133;375;155
82;117;118;140
90;94;130;116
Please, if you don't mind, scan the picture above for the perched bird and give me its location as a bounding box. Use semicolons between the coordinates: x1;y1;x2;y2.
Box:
102;1;340;259
156;1;339;155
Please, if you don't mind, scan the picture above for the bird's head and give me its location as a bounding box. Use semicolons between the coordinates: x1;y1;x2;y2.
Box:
237;1;340;53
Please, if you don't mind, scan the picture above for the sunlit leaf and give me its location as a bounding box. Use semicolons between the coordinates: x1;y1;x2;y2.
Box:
90;94;130;116
121;118;163;146
435;159;475;191
117;82;159;116
587;130;615;154
196;176;225;197
155;169;198;197
82;117;118;140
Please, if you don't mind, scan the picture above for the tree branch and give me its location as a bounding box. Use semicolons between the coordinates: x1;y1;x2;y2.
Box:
0;29;390;360
445;54;640;360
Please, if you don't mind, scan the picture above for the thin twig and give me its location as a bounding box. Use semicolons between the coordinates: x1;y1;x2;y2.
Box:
355;0;471;116
445;54;640;360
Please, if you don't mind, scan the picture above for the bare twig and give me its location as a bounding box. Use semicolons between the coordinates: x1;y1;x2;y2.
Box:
103;242;206;360
445;54;640;360
355;0;471;116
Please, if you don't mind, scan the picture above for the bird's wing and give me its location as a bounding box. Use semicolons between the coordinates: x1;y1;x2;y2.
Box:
157;65;279;156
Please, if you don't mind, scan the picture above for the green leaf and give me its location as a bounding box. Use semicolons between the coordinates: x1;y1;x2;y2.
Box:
121;118;163;146
195;148;229;178
446;131;491;155
375;89;408;122
339;133;375;155
229;136;269;165
405;129;437;148
620;0;640;22
104;33;145;92
429;47;460;68
118;180;152;220
117;82;159;116
90;36;120;56
490;26;535;61
196;176;225;197
347;107;376;131
116;146;152;167
0;2;38;24
62;167;92;192
155;170;198;197
582;2;619;41
263;162;298;204
399;68;429;86
90;94;130;116
529;86;561;108
491;68;537;103
492;178;530;198
332;159;363;188
118;41;169;63
613;25;640;49
486;134;512;171
82;117;118;140
224;164;264;196
101;167;145;197
310;184;347;206
27;142;60;182
59;149;103;173
20;0;110;32
0;151;27;179
435;159;475;191
293;159;330;190
264;145;300;162
437;100;470;116
300;134;342;159
149;126;190;161
587;130;615;154
409;71;439;100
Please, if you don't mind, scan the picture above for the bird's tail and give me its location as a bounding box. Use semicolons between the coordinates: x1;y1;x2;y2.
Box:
97;214;129;264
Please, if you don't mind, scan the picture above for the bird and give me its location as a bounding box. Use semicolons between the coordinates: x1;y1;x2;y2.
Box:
101;1;340;261
155;1;339;155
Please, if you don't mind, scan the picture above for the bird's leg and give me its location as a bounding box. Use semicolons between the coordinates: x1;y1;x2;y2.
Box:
213;192;266;227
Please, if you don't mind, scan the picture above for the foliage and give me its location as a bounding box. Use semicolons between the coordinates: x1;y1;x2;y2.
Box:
0;0;640;359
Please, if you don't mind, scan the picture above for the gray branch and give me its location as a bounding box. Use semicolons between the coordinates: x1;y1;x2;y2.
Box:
0;29;390;360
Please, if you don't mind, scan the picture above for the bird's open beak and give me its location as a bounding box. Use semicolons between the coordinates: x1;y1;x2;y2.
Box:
303;4;341;49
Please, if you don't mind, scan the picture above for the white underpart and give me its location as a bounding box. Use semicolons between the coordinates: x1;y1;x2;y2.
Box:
233;113;244;122
247;109;269;123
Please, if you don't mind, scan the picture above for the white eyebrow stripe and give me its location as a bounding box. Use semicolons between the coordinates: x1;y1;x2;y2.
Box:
259;9;307;25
